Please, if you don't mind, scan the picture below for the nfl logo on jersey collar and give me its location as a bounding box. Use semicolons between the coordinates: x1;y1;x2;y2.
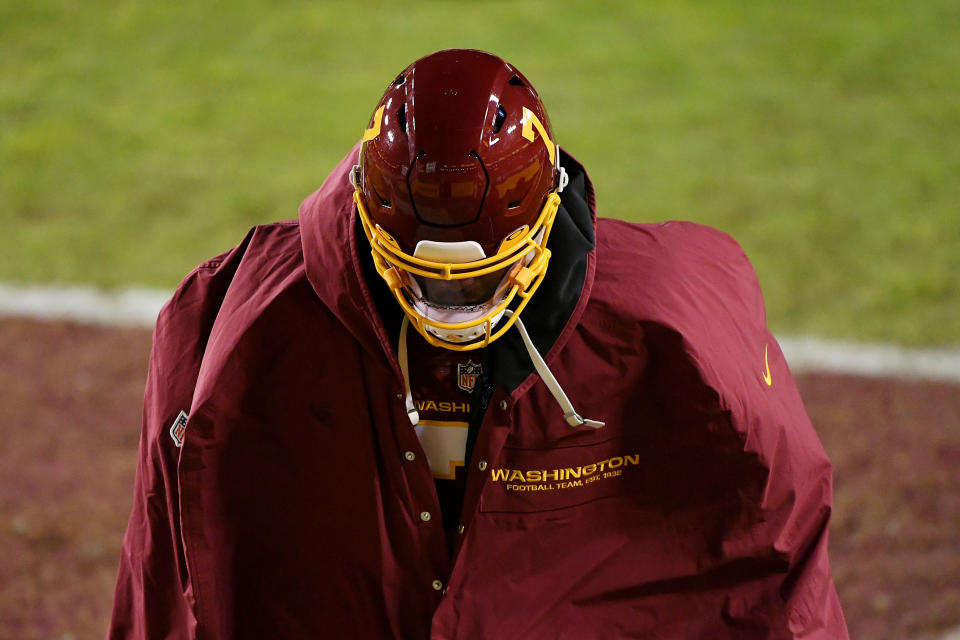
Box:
457;360;482;393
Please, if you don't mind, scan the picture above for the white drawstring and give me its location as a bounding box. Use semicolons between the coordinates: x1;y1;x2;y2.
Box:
505;310;605;429
397;309;604;430
398;316;420;426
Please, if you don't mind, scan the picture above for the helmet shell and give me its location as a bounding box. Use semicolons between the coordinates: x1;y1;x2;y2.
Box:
358;49;557;256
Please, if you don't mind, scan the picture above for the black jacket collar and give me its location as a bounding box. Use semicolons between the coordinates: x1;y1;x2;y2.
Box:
359;149;597;392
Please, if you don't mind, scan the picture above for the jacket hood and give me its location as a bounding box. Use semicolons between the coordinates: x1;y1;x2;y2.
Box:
298;144;394;370
299;142;598;390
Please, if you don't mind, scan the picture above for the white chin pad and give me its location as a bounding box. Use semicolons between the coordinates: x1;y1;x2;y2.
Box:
424;308;508;343
406;270;513;343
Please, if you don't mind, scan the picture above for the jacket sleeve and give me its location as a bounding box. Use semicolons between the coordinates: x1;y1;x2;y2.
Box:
107;236;252;639
678;224;849;638
745;336;849;639
636;221;849;637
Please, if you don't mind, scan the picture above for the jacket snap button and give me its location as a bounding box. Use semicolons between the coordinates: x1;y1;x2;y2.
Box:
478;460;488;471
432;579;443;591
420;511;432;522
404;451;416;461
458;523;465;534
499;400;508;410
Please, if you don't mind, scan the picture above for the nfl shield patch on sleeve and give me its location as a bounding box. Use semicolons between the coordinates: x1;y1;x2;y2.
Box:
169;410;189;448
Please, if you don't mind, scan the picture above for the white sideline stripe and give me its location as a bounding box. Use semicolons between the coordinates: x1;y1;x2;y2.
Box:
778;336;960;383
0;284;169;329
941;626;960;640
1;284;959;383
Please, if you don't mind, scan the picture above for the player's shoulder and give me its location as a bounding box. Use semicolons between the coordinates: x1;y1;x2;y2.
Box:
155;221;304;339
596;218;751;285
590;217;763;327
597;218;746;264
193;219;301;272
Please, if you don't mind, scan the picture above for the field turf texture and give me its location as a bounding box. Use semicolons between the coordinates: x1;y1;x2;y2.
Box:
3;0;959;345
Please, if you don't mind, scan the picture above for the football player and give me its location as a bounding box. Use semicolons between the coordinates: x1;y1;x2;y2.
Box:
109;49;848;638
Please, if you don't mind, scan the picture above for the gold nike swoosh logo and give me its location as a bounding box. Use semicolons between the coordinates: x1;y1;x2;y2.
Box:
762;343;773;386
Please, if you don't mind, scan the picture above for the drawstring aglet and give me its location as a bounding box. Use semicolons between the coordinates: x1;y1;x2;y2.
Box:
564;412;605;429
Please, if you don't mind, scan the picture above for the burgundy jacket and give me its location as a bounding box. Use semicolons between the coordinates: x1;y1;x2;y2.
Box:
108;146;848;639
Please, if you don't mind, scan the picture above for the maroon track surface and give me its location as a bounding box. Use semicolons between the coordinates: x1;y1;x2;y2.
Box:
1;318;958;639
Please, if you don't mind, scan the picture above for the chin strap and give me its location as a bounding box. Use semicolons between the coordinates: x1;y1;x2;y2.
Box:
398;310;603;430
505;310;605;429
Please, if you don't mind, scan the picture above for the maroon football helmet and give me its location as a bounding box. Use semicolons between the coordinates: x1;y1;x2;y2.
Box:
353;49;565;349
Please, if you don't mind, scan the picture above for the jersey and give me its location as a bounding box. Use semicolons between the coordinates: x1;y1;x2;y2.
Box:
405;328;484;542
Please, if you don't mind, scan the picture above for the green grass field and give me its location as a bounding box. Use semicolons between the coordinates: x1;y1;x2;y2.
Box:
3;0;958;345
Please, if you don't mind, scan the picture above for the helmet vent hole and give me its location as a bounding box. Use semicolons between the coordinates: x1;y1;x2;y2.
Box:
508;75;524;87
398;104;407;133
508;199;522;210
393;74;406;86
373;186;392;209
493;105;506;134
